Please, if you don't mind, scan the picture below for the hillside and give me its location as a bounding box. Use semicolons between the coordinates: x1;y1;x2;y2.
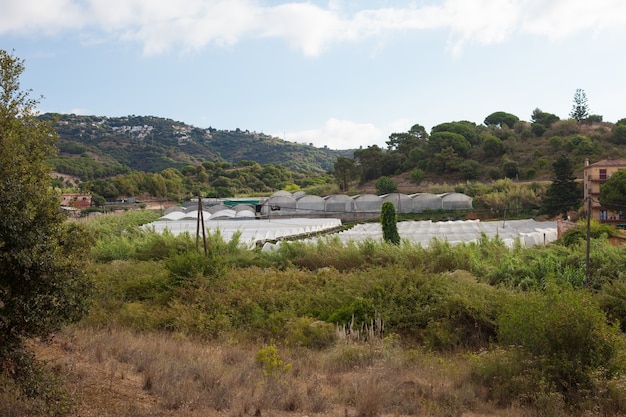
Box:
41;113;353;180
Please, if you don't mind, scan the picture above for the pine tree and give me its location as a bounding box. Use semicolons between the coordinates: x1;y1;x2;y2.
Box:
569;89;590;122
542;155;582;218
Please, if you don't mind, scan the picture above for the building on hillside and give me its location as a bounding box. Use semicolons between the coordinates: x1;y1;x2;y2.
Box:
583;158;626;223
60;193;92;209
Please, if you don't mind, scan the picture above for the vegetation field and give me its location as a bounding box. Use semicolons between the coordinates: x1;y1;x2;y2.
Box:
6;210;626;417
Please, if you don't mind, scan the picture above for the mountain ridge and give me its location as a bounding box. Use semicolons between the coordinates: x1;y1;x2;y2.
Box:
42;113;353;180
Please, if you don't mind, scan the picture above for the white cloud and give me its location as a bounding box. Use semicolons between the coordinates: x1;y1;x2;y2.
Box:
282;118;390;149
2;0;626;55
519;0;626;39
0;0;85;35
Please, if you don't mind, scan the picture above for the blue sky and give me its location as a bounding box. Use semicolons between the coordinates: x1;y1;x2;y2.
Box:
2;0;626;149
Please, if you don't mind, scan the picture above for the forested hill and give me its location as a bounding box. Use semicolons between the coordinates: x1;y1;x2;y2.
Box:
41;113;352;180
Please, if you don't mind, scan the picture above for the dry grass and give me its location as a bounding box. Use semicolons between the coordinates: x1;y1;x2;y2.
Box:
26;326;537;417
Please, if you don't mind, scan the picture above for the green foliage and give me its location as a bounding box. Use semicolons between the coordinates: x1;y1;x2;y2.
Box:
599;280;626;333
284;317;336;349
482;135;504;158
494;285;624;404
531;108;560;128
431;121;480;146
0;350;75;416
599;169;626;211
380;202;400;245
410;167;424;184
542;155;582;218
459;159;481;180
611;124;626;144
501;160;519;179
255;344;292;378
375;176;397;195
333;156;359;191
569;88;590;121
47;113;347;176
428;131;472;157
401;271;506;351
548;135;563;149
354;145;384;182
0;50;92;359
558;219;615;247
484;111;519;129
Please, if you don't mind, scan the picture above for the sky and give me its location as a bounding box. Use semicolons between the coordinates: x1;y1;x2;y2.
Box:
2;0;626;150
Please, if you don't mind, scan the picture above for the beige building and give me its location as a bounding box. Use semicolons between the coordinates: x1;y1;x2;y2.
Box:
583;158;626;223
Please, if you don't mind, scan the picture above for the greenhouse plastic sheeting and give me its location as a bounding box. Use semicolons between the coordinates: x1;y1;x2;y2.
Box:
144;217;343;249
332;219;556;247
263;219;557;251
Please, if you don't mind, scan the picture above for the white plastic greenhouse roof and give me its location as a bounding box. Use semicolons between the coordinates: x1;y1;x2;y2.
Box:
144;217;343;249
323;218;557;248
145;214;557;251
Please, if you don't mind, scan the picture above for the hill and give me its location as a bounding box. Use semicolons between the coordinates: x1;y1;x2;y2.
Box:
41;113;353;180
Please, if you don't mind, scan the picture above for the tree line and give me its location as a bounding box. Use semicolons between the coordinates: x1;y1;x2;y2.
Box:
333;96;626;193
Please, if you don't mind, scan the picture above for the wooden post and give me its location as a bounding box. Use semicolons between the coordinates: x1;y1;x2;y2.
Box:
585;196;592;284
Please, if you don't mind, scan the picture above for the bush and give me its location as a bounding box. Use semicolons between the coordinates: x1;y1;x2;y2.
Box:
375;176;397;195
485;285;626;406
599;280;626;333
284;317;336;349
380;202;400;245
410;167;424;185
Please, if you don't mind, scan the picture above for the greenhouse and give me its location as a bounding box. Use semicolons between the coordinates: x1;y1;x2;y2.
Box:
411;193;443;212
322;218;557;248
324;194;355;213
146;207;557;251
441;193;474;210
381;193;413;213
184;190;474;217
295;194;325;214
145;217;343;249
353;194;383;212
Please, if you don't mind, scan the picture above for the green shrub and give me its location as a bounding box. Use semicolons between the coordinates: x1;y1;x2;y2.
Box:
491;285;625;405
165;251;224;283
558;219;615;247
599;280;626;333
375;176;397;195
284;317;336;349
0;350;75;417
255;344;292;379
380;202;400;245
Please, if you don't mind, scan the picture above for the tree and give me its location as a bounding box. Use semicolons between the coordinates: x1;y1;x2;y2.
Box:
386;123;428;154
381;201;400;245
611;124;626;145
484;111;519;129
502;160;519;179
428;131;471;157
431;121;480;145
333;156;358;191
530;108;560;137
353;145;384;183
410;167;424;185
482;135;504;158
599;170;626;212
531;108;560;127
542;155;582;218
569;88;590;122
375;176;398;195
0;50;92;358
459;159;481;180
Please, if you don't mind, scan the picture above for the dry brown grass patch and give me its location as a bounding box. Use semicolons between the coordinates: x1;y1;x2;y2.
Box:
30;327;534;417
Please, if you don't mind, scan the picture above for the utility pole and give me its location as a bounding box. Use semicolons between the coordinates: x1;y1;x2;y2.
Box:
585;196;592;284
